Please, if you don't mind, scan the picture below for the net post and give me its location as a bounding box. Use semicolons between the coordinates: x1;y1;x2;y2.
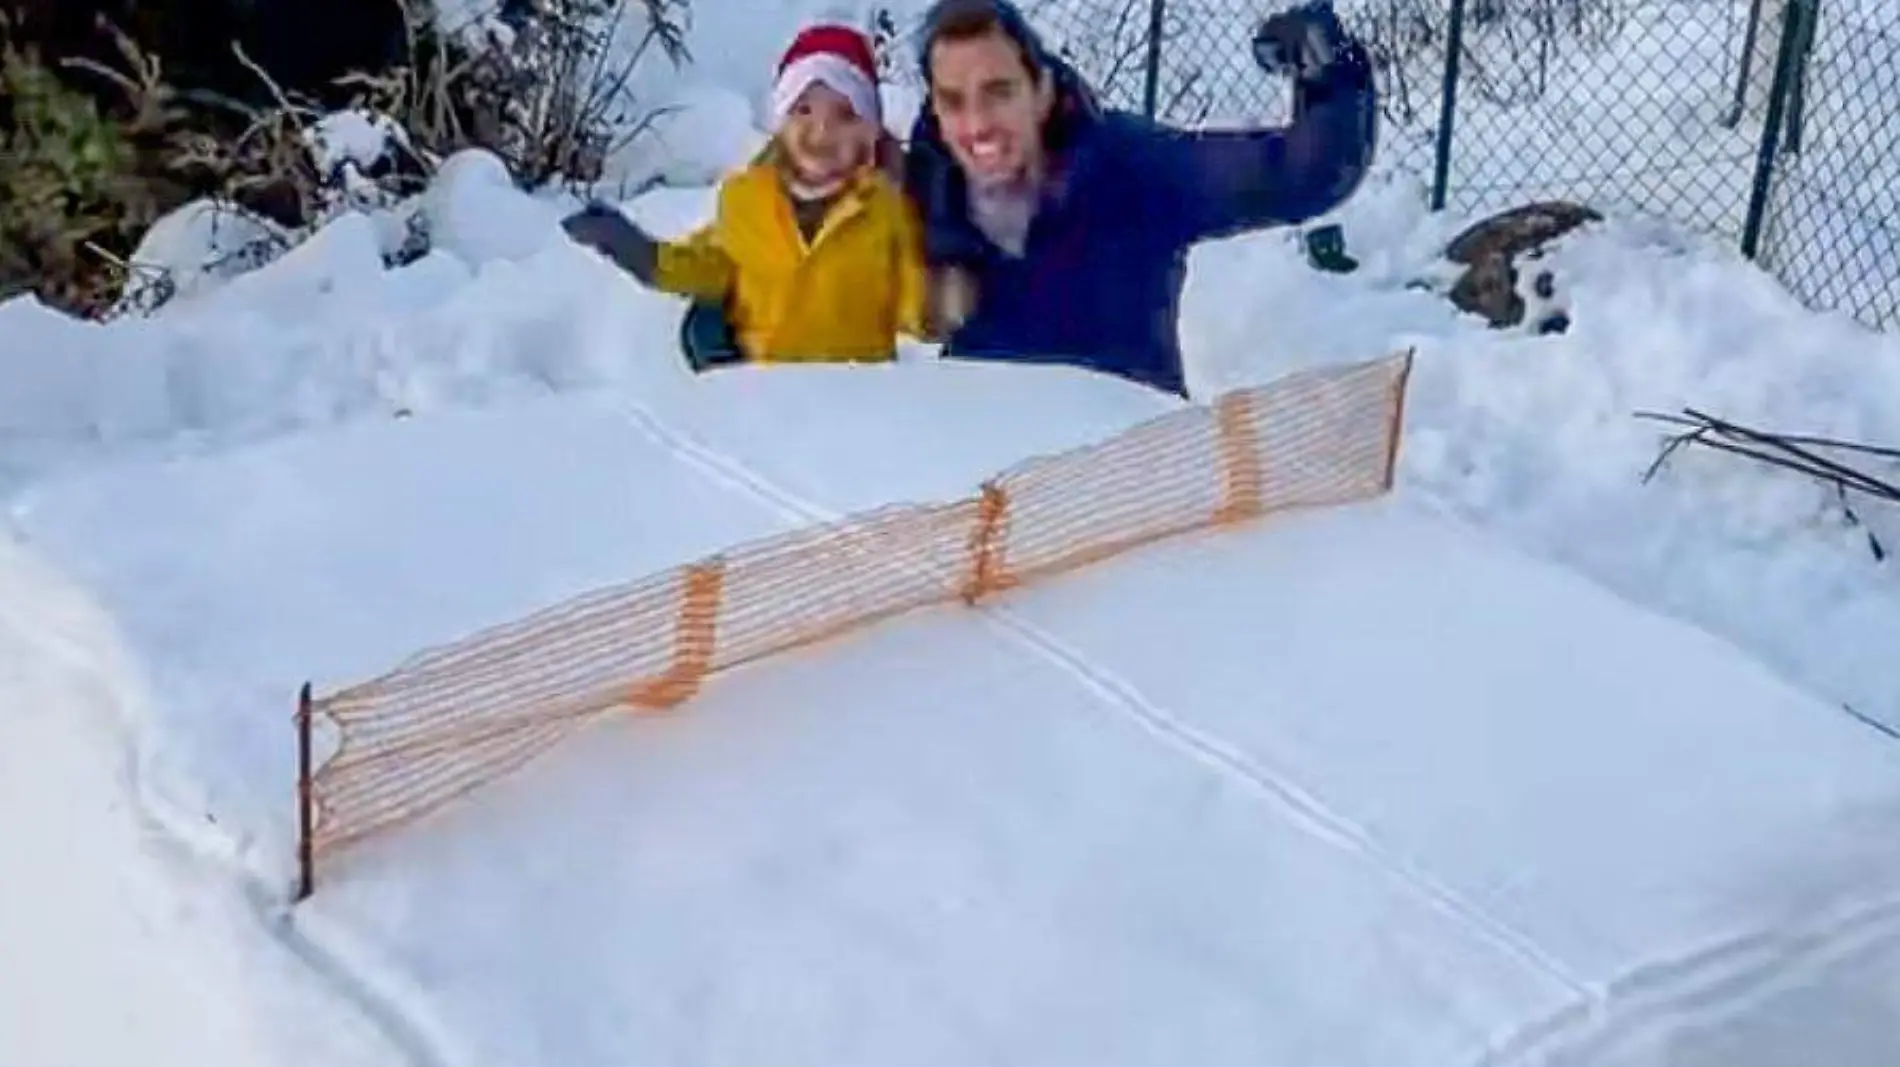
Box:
1382;348;1417;491
295;681;315;903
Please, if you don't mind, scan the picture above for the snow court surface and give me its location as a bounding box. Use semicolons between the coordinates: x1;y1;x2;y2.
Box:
286;504;1900;1067
12;362;1900;1067
0;359;1177;873
4;390;803;873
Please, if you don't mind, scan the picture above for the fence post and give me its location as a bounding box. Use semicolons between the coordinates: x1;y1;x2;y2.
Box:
1782;0;1818;154
1141;0;1166;119
1721;0;1770;127
295;681;315;903
1430;0;1469;212
1740;0;1816;259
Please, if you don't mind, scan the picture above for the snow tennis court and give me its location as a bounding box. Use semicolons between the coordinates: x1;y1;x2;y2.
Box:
2;36;1900;1060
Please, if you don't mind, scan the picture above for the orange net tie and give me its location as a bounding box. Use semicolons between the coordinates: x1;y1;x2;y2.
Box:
963;480;1014;605
628;560;725;710
1213;389;1265;525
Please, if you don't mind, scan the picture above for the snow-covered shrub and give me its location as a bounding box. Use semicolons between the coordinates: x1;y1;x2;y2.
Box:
54;0;692;320
343;0;691;191
0;13;182;317
0;9;409;318
104;198;291;317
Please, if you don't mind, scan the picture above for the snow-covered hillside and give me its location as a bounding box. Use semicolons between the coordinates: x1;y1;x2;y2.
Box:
4;1;1899;1065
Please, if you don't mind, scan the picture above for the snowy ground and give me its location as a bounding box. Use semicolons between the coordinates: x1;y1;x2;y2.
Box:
9;340;1900;1065
0;538;409;1067
5;11;1900;1064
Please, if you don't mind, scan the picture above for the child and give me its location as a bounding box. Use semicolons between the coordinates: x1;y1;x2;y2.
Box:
563;21;962;369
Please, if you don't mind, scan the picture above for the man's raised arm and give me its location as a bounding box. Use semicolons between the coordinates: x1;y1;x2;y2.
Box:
1146;1;1379;244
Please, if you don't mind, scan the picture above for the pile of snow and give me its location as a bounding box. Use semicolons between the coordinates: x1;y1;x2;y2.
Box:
0;150;715;493
423;148;573;267
1183;163;1900;728
114;200;292;314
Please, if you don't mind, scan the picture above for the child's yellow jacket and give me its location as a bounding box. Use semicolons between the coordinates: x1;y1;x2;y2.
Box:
650;159;932;363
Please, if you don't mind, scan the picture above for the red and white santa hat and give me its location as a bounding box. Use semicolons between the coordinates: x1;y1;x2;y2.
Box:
768;21;882;131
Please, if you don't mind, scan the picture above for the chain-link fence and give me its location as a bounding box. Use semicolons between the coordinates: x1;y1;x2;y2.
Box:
1426;0;1761;239
873;0;1896;332
1751;1;1900;329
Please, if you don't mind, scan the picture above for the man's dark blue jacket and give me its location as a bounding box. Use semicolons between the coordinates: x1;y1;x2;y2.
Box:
903;5;1378;397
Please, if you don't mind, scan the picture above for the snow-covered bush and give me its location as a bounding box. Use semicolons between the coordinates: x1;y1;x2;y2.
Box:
2;0;692;320
0;13;182;317
342;0;691;190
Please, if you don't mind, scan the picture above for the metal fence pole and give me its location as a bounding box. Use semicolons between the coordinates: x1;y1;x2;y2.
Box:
1740;0;1816;259
295;681;315;903
1782;0;1818;154
1721;0;1769;127
1430;0;1469;212
1141;0;1166;119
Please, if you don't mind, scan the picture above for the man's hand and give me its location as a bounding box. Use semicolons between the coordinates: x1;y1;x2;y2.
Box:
928;265;980;336
1252;0;1352;83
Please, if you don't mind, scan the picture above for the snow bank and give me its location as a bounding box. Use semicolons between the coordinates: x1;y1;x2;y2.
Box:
0;160;717;496
119;199;292;310
0;535;405;1067
1182;164;1900;728
6;131;1894;737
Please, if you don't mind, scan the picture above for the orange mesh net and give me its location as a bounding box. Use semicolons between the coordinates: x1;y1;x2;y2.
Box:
302;351;1415;880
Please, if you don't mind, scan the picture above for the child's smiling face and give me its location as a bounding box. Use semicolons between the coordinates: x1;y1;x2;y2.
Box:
779;81;876;189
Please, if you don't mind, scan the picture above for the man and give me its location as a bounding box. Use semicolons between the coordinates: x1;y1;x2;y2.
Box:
905;0;1378;396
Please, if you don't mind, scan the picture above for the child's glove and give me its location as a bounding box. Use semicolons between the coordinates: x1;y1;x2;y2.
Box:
1252;1;1352;84
561;202;658;280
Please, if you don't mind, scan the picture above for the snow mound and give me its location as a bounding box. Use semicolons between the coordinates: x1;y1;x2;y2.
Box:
117;199;291;312
1181;165;1900;729
424;148;570;267
0;164;723;496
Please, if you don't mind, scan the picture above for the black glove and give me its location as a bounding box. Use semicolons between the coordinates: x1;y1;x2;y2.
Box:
1252;0;1352;83
561;202;658;281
